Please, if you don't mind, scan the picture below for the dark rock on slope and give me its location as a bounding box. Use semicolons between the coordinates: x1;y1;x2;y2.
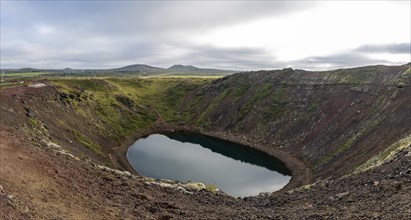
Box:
181;64;411;181
0;64;410;219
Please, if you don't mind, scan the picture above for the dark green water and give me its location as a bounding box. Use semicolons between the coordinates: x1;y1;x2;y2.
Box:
126;132;291;197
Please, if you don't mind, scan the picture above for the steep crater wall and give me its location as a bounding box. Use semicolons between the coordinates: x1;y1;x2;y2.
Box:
1;64;409;187
180;64;411;181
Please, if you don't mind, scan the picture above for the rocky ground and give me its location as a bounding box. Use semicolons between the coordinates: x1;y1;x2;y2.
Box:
1;125;410;219
1;64;410;219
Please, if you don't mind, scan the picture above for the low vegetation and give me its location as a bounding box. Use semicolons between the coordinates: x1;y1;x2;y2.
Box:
352;135;411;174
49;77;210;143
181;64;411;178
1;63;409;181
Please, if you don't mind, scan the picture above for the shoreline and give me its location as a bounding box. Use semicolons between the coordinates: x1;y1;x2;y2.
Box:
109;122;312;194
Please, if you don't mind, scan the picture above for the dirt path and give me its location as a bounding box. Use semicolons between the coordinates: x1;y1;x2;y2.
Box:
150;106;165;123
107;105;164;173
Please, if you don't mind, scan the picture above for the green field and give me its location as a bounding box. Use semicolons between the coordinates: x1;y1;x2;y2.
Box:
49;77;211;140
4;72;53;77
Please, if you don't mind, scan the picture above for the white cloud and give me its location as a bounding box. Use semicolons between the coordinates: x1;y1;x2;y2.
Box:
0;1;409;70
193;1;410;62
36;24;57;35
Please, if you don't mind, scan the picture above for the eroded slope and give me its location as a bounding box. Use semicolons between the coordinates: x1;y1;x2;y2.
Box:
181;64;411;180
1;64;410;219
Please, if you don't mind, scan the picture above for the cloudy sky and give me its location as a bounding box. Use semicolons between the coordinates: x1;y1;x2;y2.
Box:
1;1;410;70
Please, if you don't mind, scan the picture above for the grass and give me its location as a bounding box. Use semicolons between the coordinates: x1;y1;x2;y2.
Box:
3;72;52;77
52;78;117;93
108;77;210;122
238;85;285;121
253;83;274;101
72;129;104;156
231;84;250;97
317;130;364;167
50;77;210;142
205;184;219;193
29;117;41;126
141;74;223;79
261;105;285;122
196;89;230;126
352;135;411;174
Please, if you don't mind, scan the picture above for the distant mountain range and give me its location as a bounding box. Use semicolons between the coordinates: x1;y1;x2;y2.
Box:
111;64;164;72
112;64;235;74
2;64;237;76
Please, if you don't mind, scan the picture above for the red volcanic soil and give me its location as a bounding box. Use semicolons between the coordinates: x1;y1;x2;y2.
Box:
1;64;410;219
1;124;410;219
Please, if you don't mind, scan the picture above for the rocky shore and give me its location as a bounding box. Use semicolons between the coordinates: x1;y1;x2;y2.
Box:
110;122;311;193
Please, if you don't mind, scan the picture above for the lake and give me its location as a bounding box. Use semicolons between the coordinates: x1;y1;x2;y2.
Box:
126;132;291;197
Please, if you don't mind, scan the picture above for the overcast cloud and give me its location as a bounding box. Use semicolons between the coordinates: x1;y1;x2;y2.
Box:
355;43;410;54
1;1;410;70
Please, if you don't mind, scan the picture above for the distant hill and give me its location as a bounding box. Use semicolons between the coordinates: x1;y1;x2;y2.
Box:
1;64;237;76
112;64;164;72
168;64;199;72
167;64;235;74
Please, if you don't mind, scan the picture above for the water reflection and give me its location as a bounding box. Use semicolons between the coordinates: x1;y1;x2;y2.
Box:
127;132;291;197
